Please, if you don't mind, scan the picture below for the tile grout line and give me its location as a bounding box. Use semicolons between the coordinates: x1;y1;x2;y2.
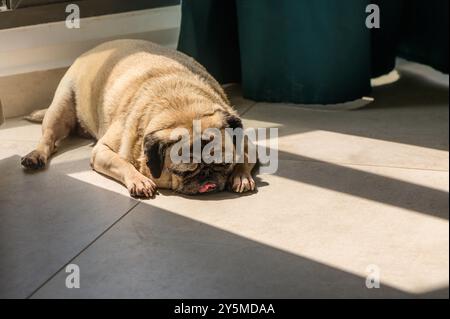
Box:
25;200;141;299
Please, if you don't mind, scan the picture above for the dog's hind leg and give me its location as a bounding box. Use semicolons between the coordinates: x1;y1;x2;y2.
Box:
21;76;77;169
24;108;48;123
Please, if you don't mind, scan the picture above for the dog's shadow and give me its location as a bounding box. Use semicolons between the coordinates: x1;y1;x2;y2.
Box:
156;175;269;201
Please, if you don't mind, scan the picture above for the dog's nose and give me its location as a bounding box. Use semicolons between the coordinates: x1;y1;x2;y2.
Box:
198;171;209;181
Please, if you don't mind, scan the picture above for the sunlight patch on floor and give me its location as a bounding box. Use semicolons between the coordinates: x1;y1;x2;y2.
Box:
67;165;449;295
270;130;450;171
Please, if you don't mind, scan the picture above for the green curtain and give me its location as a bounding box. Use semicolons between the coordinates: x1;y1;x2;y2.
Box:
178;0;449;105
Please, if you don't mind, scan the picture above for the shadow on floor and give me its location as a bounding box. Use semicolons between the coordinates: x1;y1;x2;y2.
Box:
243;67;449;151
1;155;447;298
32;202;427;299
274;150;449;220
0;155;137;299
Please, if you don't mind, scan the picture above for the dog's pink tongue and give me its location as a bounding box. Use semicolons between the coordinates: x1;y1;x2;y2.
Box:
199;182;216;193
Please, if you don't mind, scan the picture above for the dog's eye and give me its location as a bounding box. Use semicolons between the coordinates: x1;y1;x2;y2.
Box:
172;169;190;177
212;163;231;171
170;163;199;176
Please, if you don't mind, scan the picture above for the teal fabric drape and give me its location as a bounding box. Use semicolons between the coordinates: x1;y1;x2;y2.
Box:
178;0;449;105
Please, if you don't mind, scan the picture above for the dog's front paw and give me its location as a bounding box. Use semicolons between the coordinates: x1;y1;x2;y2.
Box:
125;173;157;198
21;150;47;169
229;172;256;193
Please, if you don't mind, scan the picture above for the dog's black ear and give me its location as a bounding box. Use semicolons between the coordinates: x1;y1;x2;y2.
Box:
225;114;243;129
144;134;167;179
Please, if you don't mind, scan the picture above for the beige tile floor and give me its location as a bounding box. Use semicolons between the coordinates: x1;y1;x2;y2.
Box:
0;61;448;298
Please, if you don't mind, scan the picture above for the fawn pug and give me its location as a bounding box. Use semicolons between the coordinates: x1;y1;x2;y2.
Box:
21;40;256;197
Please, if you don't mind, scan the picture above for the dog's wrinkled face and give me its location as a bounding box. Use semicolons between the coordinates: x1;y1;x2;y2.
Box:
143;113;242;195
144;138;236;195
168;161;235;195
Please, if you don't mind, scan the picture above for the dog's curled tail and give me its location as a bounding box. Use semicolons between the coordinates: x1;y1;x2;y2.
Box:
24;108;48;123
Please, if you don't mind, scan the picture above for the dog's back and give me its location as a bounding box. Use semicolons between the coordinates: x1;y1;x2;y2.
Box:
64;39;230;139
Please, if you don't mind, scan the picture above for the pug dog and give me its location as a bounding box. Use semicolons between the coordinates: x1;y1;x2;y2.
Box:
21;39;256;198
